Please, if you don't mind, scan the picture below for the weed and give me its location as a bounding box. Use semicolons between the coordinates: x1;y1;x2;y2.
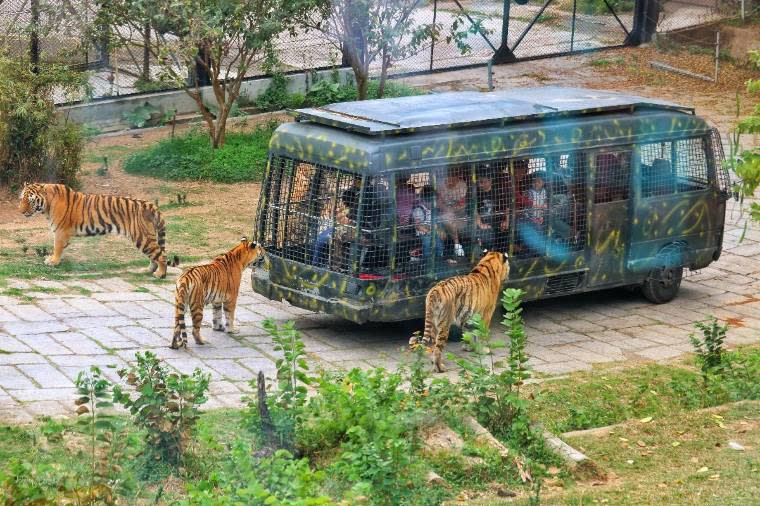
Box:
71;285;93;296
1;287;34;302
133;286;150;293
113;351;210;468
690;316;728;374
96;156;109;176
122;102;160;129
123;126;276;183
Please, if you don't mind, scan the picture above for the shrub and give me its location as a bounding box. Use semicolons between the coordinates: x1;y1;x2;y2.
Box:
0;58;87;189
577;0;634;15
123;125;275;183
113;351;210;467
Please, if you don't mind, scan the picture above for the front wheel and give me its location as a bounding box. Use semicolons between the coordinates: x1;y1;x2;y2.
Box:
642;266;683;304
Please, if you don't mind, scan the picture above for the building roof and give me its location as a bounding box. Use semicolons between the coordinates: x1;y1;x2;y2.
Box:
291;86;695;136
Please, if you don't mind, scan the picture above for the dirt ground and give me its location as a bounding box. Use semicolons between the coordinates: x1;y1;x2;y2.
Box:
1;44;757;269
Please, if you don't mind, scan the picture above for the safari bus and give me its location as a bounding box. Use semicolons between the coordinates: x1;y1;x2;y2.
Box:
252;87;730;323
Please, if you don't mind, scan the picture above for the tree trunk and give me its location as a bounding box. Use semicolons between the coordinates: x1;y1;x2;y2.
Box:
355;67;369;100
378;47;391;98
142;22;150;82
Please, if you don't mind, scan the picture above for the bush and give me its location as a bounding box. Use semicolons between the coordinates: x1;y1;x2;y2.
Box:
123;125;276;183
113;351;210;468
577;0;634;15
0;58;87;189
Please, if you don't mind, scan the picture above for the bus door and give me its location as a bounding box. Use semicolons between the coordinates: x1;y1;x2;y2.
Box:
587;148;633;287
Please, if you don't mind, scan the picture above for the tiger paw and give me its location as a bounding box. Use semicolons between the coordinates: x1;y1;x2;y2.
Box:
226;326;239;335
44;256;61;266
193;335;206;345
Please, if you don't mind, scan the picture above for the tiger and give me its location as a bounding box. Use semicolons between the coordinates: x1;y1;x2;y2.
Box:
410;251;510;373
18;183;177;278
170;237;265;349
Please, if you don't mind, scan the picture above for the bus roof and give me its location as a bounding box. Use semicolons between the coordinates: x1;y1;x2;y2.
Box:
291;87;695;136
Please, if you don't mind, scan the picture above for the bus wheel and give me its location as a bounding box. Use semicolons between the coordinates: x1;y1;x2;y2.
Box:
642;266;683;304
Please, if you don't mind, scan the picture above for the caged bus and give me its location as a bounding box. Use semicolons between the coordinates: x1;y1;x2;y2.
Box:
252;87;730;324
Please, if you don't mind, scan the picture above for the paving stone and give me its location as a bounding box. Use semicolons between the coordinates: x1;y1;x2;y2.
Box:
48;354;124;369
189;344;265;359
132;318;174;331
105;302;156;319
80;327;136;347
0;307;20;322
524;344;574;363
20;334;74;355
62;315;133;329
562;319;607;333
93;291;156;302
5;305;56;322
50;332;108;355
115;326;165;347
208;380;243;395
532;360;592;375
552;345;622;364
35;299;83;317
205;359;261;381
0;334;32;353
24;400;69;417
0;407;34;424
65;298;118;317
94;278;136;292
62;280;105;293
12;387;77;402
573;340;625;356
0;366;36;389
164;358;222;379
17;364;72;388
635;346;684;361
2;320;68;336
135;300;175;317
238;357;277;376
529;331;588;347
0;353;47;365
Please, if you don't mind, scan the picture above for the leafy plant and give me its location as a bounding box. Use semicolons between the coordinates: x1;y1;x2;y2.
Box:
183;444;331;505
122;102;160;129
75;366;136;500
690;316;728;375
113;351;210;467
730;50;760;225
265;319;312;410
123;125;276;183
0;58;87;189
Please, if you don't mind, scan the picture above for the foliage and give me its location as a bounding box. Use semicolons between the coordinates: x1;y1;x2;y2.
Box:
730;50;760;224
123;125;276;183
307;0;480;99
0;58;87;189
448;289;531;438
183;445;332;506
113;351;210;467
75;366;137;499
267;319;312;410
690;316;728;374
96;0;314;148
122;101;160;129
577;0;635;15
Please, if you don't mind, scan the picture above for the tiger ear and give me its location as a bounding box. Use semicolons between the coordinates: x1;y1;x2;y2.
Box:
240;236;248;243
482;248;489;255
249;241;258;249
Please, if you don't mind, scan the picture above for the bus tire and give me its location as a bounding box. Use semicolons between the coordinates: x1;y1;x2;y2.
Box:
642;266;683;304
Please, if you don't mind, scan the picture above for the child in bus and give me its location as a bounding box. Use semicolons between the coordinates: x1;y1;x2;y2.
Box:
437;166;469;257
411;185;443;260
311;188;357;268
525;172;547;225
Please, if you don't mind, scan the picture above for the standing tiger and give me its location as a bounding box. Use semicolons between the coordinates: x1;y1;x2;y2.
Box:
18;183;177;278
410;251;510;372
170;238;265;349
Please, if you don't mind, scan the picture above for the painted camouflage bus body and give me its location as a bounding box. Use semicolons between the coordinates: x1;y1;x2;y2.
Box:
253;88;729;323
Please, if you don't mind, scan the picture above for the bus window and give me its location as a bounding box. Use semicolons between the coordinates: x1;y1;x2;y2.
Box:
640;141;675;198
394;171;432;278
551;152;587;252
474;161;512;254
594;150;631;203
514;157;548;258
674;138;710;192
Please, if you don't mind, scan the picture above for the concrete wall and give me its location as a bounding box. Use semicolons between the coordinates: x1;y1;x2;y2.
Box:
58;67;355;132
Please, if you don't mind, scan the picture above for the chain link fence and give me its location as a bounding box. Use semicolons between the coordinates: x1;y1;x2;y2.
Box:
1;0;755;102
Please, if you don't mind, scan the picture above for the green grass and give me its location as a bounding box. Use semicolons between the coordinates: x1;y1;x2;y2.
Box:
123;125;276;183
589;56;626;67
529;346;760;434
83;145;137;164
165;216;209;248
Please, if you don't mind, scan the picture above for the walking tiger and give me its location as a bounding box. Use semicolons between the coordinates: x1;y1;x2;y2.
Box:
410;251;510;372
170;238;265;349
18;183;177;278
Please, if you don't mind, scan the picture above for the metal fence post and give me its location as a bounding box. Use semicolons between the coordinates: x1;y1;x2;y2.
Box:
493;0;517;63
570;0;577;52
429;0;438;71
626;0;658;46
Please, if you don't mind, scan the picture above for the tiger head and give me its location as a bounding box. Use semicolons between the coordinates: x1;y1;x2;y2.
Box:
19;183;48;217
234;236;265;268
478;249;510;282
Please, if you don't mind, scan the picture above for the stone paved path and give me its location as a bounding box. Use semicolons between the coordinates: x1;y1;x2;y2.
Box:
1;211;759;423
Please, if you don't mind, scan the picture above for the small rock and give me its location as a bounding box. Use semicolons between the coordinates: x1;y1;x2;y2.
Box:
496;486;517;497
728;441;745;451
426;470;450;488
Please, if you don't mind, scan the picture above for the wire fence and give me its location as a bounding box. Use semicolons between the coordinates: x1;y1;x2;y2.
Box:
0;0;755;102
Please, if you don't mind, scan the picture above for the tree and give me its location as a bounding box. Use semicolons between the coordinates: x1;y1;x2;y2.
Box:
731;50;760;224
308;0;484;100
97;0;312;148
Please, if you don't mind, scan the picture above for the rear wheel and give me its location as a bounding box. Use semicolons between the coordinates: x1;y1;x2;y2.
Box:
642;266;683;304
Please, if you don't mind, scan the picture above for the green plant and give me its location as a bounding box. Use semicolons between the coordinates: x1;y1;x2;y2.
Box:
113;351;210;467
75;366;136;500
123;126;275;183
122;102;160;129
266;319;312;410
690;316;728;375
0;58;87;189
730;50;760;225
577;0;634;15
183;444;331;505
96;156;109;176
